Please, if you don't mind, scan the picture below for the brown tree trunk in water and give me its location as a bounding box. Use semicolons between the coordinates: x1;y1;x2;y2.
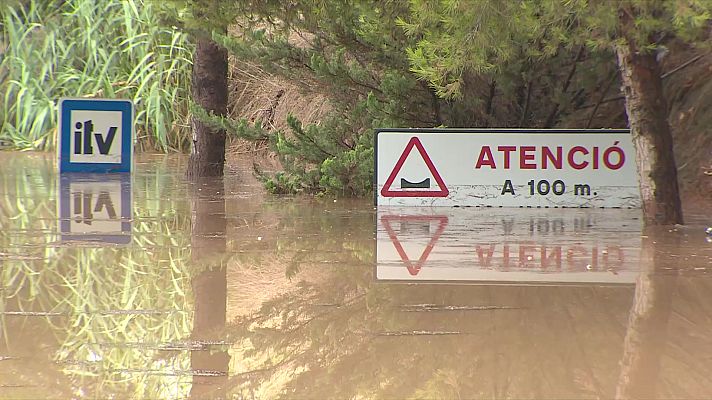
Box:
187;38;228;179
615;8;683;225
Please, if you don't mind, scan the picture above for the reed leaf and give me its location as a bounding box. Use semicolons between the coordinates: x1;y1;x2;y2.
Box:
0;0;193;152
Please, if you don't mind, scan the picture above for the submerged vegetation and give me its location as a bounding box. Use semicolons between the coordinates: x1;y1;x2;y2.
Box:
0;0;193;151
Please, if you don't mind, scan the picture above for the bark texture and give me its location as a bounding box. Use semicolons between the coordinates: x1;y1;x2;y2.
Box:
187;38;228;179
615;8;683;225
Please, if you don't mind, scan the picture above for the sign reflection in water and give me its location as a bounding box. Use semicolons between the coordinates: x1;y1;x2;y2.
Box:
58;173;132;244
376;208;642;284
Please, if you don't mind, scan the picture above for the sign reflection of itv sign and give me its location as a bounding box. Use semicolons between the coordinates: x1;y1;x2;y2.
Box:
58;98;133;173
59;174;132;244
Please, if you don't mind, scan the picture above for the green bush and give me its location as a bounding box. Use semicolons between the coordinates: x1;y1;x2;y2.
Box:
261;114;374;196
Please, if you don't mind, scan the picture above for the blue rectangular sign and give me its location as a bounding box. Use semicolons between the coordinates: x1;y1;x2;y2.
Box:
58;98;134;173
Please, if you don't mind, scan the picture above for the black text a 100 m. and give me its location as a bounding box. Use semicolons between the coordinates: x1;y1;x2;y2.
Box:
500;179;596;196
527;179;594;196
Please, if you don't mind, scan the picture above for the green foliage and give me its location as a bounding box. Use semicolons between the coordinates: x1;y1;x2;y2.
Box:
177;0;709;196
189;100;268;141
404;0;605;98
0;0;193;151
259;115;374;196
198;0;627;196
404;0;712;99
319;144;374;196
158;0;247;35
201;0;444;196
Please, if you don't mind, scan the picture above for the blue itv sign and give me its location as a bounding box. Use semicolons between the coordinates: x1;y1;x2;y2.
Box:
58;174;132;244
58;98;134;173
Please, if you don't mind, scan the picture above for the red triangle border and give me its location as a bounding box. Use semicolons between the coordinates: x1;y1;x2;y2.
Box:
380;136;449;198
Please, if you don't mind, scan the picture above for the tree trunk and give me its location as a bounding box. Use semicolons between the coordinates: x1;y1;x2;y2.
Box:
615;8;683;225
187;38;228;179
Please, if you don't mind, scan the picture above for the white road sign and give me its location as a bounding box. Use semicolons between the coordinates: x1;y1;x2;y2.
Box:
58;98;134;173
375;129;641;208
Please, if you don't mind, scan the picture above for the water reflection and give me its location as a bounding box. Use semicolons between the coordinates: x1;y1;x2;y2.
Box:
1;152;712;399
58;173;132;244
1;152;194;398
227;224;712;399
377;208;642;284
616;227;678;399
189;177;229;398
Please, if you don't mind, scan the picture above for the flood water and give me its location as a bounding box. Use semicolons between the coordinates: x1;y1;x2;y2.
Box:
1;151;712;399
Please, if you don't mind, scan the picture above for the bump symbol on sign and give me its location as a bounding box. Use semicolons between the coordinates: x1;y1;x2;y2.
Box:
401;178;430;189
381;137;449;198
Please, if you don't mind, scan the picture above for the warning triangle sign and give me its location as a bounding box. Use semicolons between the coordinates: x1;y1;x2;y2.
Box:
381;215;449;276
381;136;449;198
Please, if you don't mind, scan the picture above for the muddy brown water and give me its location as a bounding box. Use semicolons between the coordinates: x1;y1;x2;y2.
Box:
1;151;711;399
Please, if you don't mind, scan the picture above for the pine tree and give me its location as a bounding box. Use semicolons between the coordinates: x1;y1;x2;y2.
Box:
165;0;709;206
404;0;711;224
199;0;611;194
611;0;710;224
403;0;611;127
210;0;440;195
